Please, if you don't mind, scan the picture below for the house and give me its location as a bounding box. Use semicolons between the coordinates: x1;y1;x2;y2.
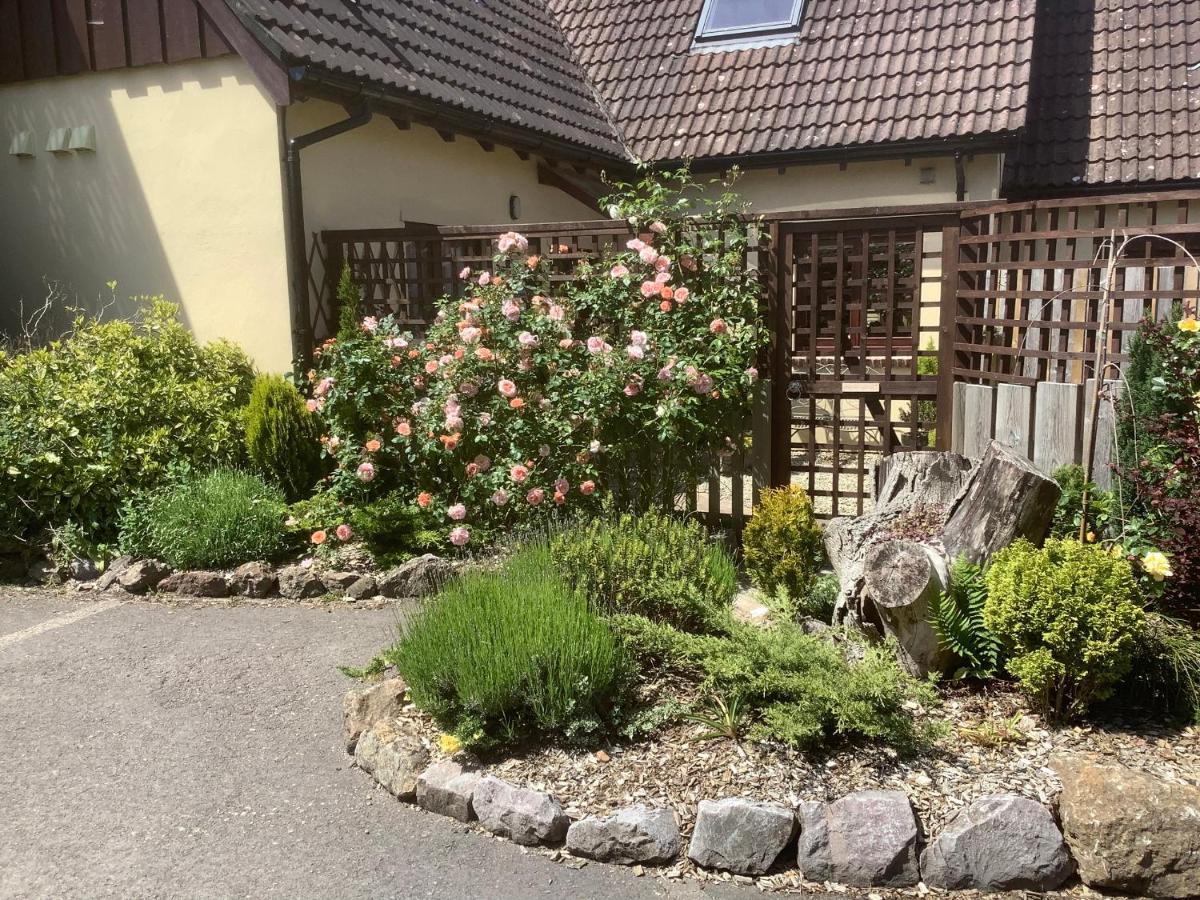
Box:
1;0;1196;370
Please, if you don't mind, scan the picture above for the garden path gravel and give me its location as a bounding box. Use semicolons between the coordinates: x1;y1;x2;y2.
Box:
0;589;748;900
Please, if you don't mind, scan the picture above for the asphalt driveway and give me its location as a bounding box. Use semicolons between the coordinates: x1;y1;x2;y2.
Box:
0;592;741;900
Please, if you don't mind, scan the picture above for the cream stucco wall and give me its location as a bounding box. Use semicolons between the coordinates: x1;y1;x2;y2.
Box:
288;100;600;230
730;153;1003;214
0;56;293;370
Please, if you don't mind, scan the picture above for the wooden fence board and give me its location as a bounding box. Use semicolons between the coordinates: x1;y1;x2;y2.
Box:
994;383;1032;458
1083;379;1122;489
1033;382;1079;473
953;383;994;458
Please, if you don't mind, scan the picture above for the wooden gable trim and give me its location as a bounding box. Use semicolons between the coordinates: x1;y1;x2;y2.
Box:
193;0;291;105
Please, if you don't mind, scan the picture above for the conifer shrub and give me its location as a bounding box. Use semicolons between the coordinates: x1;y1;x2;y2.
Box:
741;485;824;600
244;374;323;501
985;538;1145;719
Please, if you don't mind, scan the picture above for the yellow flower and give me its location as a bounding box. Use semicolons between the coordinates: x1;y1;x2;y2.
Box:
1179;316;1200;333
1142;551;1173;582
1085;530;1096;543
438;733;464;755
1109;544;1124;559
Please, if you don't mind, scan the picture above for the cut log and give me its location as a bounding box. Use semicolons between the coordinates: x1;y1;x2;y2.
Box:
942;440;1061;565
874;451;974;511
862;541;952;677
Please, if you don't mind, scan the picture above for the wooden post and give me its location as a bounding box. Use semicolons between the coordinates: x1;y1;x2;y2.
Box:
953;382;994;458
1033;382;1080;474
767;223;791;487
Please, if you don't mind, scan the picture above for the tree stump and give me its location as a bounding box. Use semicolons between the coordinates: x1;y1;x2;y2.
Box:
824;442;1060;676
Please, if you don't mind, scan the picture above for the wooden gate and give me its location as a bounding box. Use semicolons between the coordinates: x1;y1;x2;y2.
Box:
769;214;957;518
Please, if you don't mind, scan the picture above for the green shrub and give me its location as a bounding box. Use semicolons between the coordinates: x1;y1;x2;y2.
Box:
119;468;290;569
244;374;324;501
985;538;1145;719
742;486;824;600
550;508;736;634
1118;613;1200;723
349;491;440;565
804;572;839;620
391;543;633;748
1050;464;1115;541
930;557;1002;679
610;615;940;752
0;299;254;548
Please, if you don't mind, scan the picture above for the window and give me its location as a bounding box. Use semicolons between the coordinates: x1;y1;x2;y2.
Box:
694;0;804;43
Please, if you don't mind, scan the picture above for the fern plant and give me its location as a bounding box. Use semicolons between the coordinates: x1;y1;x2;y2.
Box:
930;556;1002;680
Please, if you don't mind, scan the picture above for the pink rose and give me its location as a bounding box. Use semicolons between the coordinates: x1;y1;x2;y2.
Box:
548;304;565;321
693;374;714;394
447;503;467;521
626;344;644;360
502;299;521;321
305;399;319;412
335;523;353;541
654;271;671;284
356;462;376;482
477;271;491;286
630;330;648;347
654;255;671;271
554;477;570;494
586;336;610;354
474;454;491;472
459;381;478;397
674;286;690;302
625;238;645;251
460;326;481;344
466;463;480;477
518;331;538;346
449;526;470;547
649;220;667;234
640;280;659;298
361;316;379;333
559;338;574;349
491;489;509;506
680;254;697;271
580;480;596;495
609;264;629;278
710;318;727;334
746;366;759;381
458;266;471;279
526;487;545;506
510;464;529;483
497;378;518;398
623;380;641;397
638;246;658;265
657;366;673;381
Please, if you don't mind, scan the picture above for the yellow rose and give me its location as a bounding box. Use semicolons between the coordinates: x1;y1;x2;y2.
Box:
1085;530;1096;543
438;733;464;755
1179;316;1200;333
1142;551;1173;582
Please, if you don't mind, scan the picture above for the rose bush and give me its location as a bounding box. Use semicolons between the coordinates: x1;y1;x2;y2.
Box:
309;169;765;548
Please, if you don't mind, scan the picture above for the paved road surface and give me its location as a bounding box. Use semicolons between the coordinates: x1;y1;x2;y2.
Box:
0;592;746;900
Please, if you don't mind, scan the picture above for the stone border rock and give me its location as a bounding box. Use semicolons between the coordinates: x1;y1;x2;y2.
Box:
32;553;457;607
341;688;1198;896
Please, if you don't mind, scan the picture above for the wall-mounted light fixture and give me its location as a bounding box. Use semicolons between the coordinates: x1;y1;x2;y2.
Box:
46;127;71;153
68;125;96;152
8;131;34;157
508;194;521;221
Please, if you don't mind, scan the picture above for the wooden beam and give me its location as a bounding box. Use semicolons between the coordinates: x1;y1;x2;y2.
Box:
437;129;455;143
514;149;530;161
193;0;291;105
477;139;494;152
536;163;602;214
391;116;411;131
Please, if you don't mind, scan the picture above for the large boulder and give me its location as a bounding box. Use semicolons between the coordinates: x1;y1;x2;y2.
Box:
378;554;452;599
342;677;408;753
95;555;134;591
353;720;429;801
566;806;681;865
797;790;921;886
416;760;480;823
345;575;378;601
921;794;1073;891
320;571;361;593
117;559;171;594
156;570;229;597
229;561;277;598
471;776;568;846
277;564;326;599
1053;753;1200;898
687;798;795;876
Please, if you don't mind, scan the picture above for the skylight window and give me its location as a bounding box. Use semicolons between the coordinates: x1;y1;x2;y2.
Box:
694;0;804;43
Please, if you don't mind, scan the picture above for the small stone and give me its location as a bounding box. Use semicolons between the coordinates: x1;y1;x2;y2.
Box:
95;555;134;591
229;561;277;598
320;571;361;592
687;798;795;876
797;790;920;886
354;720;428;801
117;559;171;594
594;750;610;763
68;558;100;581
377;554;453;599
1053;752;1200;898
345;575;378;600
157;570;229;597
342;677;407;753
416;760;480;822
567;806;680;865
277;564;325;599
27;558;65;585
472;776;569;846
921;794;1073;891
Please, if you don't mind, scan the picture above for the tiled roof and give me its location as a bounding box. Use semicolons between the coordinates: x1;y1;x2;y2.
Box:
224;0;629;158
1006;0;1200;191
547;0;1038;163
224;0;1036;165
